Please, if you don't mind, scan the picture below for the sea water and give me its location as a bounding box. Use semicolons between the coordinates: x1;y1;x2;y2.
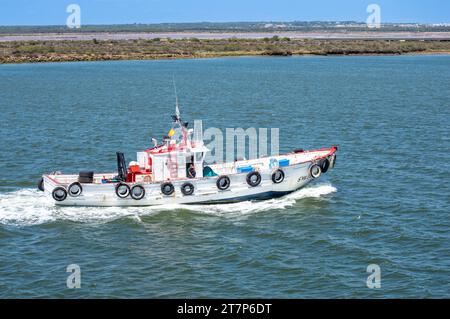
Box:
0;56;449;298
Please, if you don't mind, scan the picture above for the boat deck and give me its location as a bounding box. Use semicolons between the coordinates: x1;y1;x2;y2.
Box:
45;147;336;186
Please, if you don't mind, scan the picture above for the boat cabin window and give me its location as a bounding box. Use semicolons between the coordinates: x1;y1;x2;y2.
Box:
195;152;204;162
187;163;196;178
186;155;195;178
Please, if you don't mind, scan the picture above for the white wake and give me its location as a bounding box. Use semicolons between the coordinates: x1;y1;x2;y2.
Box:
0;184;337;226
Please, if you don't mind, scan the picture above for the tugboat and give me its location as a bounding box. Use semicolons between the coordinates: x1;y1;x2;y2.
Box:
38;106;337;206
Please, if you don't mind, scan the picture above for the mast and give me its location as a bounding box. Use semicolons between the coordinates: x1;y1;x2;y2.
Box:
172;77;181;123
171;78;189;147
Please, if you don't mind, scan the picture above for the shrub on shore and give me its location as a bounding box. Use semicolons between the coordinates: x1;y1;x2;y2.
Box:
0;38;449;63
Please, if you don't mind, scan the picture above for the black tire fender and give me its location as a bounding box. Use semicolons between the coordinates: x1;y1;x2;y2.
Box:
321;158;330;173
38;178;44;192
115;182;130;198
181;182;195;196
310;164;322;179
216;175;231;190
52;187;67;202
161;182;175;196
331;154;337;168
68;182;83;197
130;184;145;200
271;169;285;184
246;171;262;187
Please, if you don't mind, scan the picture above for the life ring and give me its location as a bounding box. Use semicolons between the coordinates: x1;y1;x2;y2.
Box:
115;182;130;198
216;175;230;190
161;182;175;196
246;171;261;187
181;182;195;196
271;169;285;184
38;178;44;192
131;185;145;200
321;158;330;173
52;187;67;202
68;182;83;197
309;164;322;179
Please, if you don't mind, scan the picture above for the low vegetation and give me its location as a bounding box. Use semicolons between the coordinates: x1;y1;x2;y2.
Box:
1;38;449;64
1;22;450;34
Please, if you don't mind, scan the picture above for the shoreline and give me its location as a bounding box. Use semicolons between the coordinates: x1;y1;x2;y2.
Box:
2;37;450;64
2;51;450;65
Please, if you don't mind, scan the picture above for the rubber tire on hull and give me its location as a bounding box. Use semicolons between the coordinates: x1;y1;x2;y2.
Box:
161;182;175;196
216;176;231;191
68;182;82;197
321;158;330;173
331;154;337;168
271;169;285;184
130;185;145;200
38;178;44;192
246;171;262;187
115;182;130;198
52;187;67;202
310;164;322;179
181;182;195;196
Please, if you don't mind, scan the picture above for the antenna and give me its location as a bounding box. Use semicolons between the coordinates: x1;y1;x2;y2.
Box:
172;76;181;121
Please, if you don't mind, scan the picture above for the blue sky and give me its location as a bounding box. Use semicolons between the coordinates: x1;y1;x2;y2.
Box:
0;0;448;26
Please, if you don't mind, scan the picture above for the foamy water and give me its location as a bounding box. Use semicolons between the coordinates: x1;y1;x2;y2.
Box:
0;183;336;226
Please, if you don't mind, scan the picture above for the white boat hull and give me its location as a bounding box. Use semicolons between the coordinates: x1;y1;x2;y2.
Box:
42;147;337;207
44;162;320;206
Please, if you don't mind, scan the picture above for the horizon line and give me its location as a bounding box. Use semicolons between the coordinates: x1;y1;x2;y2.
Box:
1;20;450;28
